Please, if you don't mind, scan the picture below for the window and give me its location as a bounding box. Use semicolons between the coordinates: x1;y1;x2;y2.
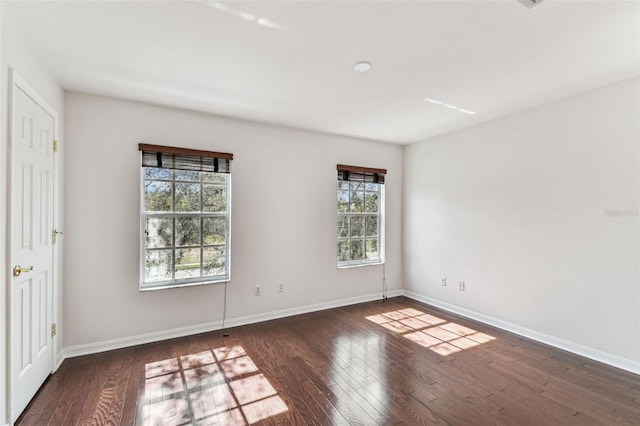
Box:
337;164;386;267
139;144;233;290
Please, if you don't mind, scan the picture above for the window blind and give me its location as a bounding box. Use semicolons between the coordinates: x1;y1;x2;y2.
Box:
139;143;233;174
337;164;386;184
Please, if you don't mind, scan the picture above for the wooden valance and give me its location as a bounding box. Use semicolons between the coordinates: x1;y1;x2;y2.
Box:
139;143;233;174
337;164;386;184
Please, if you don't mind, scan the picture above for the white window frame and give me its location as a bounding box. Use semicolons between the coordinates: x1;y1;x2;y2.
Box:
337;179;385;268
139;168;231;290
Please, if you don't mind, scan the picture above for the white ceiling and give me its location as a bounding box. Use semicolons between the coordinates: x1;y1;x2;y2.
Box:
6;0;640;144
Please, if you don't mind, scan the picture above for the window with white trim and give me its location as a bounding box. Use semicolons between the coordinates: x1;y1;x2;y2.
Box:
337;164;386;267
139;144;232;290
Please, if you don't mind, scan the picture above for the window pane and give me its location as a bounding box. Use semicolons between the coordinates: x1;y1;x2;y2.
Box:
338;181;350;191
350;191;364;213
203;184;226;212
366;239;379;260
145;250;172;282
351;239;365;260
145;181;173;211
176;217;200;247
337;191;349;213
350;216;364;237
350;182;364;191
203;172;227;183
175;248;201;280
146;217;173;248
337;215;349;238
203;217;226;244
203;246;225;276
144;167;172;180
365;192;379;213
175;170;200;181
175;183;201;212
365;216;378;237
337;241;350;262
365;183;378;192
142;165;231;288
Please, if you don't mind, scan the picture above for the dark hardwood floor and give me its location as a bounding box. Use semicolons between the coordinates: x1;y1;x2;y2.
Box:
17;296;640;425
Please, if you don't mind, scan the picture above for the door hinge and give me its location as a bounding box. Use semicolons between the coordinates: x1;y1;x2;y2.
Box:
51;323;57;337
53;139;58;153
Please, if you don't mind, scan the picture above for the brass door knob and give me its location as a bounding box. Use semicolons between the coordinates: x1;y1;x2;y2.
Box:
13;265;33;277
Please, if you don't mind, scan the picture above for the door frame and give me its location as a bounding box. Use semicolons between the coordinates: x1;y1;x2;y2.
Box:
7;68;60;422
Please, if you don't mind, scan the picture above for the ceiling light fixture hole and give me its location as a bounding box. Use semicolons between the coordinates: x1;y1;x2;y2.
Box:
353;61;371;73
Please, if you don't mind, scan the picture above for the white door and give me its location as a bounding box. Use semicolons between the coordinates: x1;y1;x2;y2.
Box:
10;75;56;422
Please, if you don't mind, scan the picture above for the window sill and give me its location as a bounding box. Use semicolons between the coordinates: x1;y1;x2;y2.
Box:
140;278;229;291
337;261;384;270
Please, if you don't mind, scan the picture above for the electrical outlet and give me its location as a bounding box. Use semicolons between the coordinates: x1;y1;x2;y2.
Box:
458;281;465;291
255;285;261;296
278;282;284;293
441;276;447;286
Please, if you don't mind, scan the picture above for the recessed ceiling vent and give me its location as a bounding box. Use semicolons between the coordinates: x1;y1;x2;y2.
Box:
517;0;546;8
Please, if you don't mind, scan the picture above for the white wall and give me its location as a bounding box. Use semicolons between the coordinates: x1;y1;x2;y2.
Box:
63;92;402;348
1;4;65;424
404;77;640;364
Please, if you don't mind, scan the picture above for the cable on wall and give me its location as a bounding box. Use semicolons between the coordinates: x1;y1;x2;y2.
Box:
382;263;388;302
222;281;229;337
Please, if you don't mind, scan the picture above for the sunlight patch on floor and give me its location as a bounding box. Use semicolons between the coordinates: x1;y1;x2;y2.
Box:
366;308;495;356
138;345;288;425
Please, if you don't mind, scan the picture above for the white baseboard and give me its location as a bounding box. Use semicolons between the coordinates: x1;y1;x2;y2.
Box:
403;290;640;376
63;289;403;359
58;288;639;376
54;350;66;371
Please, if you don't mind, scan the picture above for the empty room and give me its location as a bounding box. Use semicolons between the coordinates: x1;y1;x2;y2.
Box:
1;0;639;425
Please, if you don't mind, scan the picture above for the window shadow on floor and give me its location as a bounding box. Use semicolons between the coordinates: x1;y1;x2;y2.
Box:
366;308;495;356
137;345;287;425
